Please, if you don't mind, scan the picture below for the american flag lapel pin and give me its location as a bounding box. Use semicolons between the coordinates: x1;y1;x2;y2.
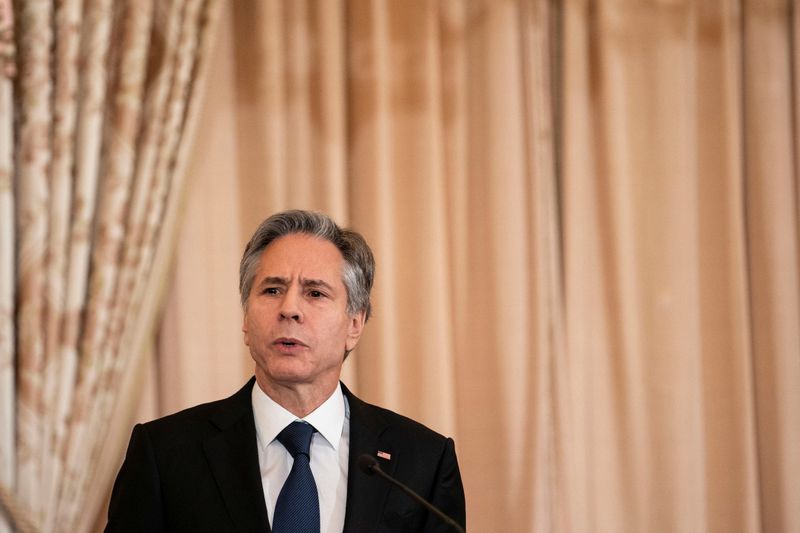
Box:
377;450;391;460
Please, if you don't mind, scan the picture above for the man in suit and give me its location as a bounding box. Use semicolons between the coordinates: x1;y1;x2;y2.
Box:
106;210;466;532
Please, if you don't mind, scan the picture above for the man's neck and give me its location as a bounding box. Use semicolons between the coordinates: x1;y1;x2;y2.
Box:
255;375;338;418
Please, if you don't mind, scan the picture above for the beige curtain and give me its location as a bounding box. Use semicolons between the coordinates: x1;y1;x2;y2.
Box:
121;1;799;532
0;1;221;532
561;2;799;531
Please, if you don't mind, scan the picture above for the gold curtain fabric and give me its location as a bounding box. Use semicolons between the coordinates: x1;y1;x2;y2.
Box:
149;2;800;532
0;1;221;532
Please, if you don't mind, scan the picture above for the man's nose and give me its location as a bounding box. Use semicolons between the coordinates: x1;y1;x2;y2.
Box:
278;290;302;321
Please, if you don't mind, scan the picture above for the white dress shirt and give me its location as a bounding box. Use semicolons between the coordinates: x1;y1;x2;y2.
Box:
252;383;350;533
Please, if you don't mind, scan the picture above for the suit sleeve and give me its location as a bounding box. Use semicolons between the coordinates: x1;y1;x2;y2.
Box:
425;437;466;531
105;423;165;533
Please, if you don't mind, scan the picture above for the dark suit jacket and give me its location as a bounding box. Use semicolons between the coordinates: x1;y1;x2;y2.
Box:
106;378;466;532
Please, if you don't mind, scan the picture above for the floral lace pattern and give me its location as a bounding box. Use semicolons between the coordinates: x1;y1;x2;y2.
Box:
0;1;221;531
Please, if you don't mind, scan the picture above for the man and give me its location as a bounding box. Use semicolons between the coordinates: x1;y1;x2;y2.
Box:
106;210;466;532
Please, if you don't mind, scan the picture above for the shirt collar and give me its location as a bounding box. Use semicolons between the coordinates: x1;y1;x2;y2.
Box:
251;381;346;451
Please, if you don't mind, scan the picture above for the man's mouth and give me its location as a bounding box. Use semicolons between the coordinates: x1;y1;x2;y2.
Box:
274;338;305;347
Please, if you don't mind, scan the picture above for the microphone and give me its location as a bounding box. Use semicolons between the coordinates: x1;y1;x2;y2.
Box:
357;453;465;533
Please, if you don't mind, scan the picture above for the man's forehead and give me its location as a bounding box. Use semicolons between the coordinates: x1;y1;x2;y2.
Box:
256;234;345;281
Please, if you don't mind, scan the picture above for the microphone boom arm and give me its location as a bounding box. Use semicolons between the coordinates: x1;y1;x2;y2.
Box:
358;454;465;533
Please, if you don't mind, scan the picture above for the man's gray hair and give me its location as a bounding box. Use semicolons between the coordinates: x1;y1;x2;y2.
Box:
239;210;375;320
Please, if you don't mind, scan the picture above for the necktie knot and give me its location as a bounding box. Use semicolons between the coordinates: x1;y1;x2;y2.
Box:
277;421;316;458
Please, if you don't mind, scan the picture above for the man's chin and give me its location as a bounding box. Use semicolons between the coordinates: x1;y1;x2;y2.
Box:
258;368;304;383
254;360;313;384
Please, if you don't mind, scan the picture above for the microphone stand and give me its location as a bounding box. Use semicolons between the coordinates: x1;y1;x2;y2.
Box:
358;454;465;533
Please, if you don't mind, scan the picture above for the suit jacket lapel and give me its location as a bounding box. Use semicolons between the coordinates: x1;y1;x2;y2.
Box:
199;380;400;532
342;384;397;533
203;378;270;533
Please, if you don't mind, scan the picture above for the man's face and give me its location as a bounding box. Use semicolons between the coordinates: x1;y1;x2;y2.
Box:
242;233;365;394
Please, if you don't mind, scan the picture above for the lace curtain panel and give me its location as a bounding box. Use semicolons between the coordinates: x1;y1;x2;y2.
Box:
0;1;220;531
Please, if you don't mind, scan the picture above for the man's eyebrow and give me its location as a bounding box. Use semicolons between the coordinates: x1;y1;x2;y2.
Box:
256;276;289;287
254;276;336;292
300;278;336;292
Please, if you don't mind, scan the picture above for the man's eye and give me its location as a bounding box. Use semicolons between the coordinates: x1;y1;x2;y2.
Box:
308;290;324;298
263;287;279;295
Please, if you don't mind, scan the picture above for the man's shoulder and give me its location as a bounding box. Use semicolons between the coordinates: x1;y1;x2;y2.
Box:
343;384;452;446
138;379;255;443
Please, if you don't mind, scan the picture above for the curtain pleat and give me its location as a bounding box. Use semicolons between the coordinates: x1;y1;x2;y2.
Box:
15;0;53;517
0;1;16;532
38;0;82;528
743;2;800;531
517;2;563;531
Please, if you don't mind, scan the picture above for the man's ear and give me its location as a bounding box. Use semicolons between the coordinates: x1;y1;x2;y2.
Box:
345;311;366;352
242;311;250;347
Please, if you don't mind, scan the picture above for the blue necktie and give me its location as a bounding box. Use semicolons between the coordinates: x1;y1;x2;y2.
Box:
272;421;320;533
